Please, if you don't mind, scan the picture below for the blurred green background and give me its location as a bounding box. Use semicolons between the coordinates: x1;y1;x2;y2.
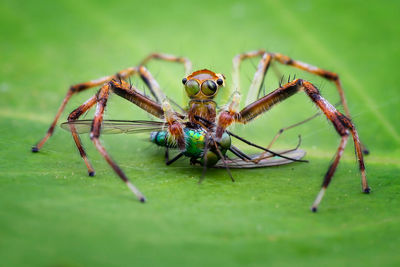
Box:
1;0;399;266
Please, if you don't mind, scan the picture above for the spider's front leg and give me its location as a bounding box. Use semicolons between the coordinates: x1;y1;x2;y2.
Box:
109;80;186;150
217;79;369;212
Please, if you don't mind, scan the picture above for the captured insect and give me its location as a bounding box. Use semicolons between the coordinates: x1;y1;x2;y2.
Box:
32;51;370;212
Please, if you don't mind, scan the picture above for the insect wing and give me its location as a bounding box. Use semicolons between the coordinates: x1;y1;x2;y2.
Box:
214;149;306;168
60;120;165;135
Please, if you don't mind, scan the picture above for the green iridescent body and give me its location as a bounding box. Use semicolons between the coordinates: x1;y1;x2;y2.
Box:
150;128;231;166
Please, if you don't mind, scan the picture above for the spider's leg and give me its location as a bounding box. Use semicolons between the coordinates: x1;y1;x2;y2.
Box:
231;50;271;104
140;53;192;76
67;95;98;176
137;53;192;113
270;53;350;117
109;79;186;150
90;83;145;202
32;67;139;152
217;79;369;211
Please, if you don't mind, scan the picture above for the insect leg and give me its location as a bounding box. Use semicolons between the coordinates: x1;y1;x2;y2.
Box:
90;83;145;202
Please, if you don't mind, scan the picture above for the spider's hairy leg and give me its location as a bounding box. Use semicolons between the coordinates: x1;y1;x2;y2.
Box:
67;95;98;176
222;79;369;211
232;50;273;106
90;83;146;202
32;67;139;152
137;65;166;104
217;50;272;138
271;53;350;117
162;100;186;150
108;79;185;150
140;53;192;76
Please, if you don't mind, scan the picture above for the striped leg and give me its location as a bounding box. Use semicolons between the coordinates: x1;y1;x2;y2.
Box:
90;83;146;202
32;67;138;152
67;95;98;176
217;79;369;211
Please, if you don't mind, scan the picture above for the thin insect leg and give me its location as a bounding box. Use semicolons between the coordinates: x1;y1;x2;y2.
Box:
67;95;98;176
227;131;308;163
90;83;145;202
198;135;210;184
213;140;234;182
253;135;303;163
267;113;321;149
166;152;184;166
165;147;169;163
229;146;252;161
265;102;341;151
32;67;138;152
311;135;349;212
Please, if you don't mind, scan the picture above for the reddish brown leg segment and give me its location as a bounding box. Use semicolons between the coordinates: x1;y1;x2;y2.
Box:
67;95;98;176
90;83;146;202
217;79;369;211
32;67;138;152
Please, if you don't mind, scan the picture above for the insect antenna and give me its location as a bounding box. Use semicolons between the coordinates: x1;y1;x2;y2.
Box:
213;140;235;182
226;131;308;163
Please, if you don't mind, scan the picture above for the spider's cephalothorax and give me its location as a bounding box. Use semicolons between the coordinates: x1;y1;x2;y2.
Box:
182;69;225;124
32;51;370;212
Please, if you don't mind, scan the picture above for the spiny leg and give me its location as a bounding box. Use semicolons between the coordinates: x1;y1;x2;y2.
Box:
32;67;139;152
67;95;98;176
217;79;369;211
229;50;368;154
231;50;271;102
271;53;351;118
140;53;192;76
109;79;186;150
90;83;145;202
311;135;349;212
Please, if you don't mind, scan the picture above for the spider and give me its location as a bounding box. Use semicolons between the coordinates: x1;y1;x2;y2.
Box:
32;50;370;212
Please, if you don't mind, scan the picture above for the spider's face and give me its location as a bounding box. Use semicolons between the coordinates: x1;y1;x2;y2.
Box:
182;69;225;100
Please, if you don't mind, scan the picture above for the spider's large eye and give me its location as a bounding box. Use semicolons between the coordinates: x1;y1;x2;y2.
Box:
201;80;217;96
185;79;200;96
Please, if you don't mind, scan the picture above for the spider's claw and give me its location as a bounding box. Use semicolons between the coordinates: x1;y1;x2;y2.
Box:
311;206;318;213
139;196;146;203
31;146;39;153
363;187;371;194
88;171;95;177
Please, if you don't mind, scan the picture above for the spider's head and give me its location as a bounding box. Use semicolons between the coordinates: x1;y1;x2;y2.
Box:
182;69;225;100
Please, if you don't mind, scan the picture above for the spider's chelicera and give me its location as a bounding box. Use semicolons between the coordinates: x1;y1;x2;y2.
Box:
32;51;370;212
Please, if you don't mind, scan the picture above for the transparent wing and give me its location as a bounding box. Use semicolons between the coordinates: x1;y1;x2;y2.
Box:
214;149;306;168
60;120;165;135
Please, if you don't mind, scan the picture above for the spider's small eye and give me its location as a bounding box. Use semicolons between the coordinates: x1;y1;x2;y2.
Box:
201;80;218;96
182;78;187;85
216;78;224;86
185;79;200;96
